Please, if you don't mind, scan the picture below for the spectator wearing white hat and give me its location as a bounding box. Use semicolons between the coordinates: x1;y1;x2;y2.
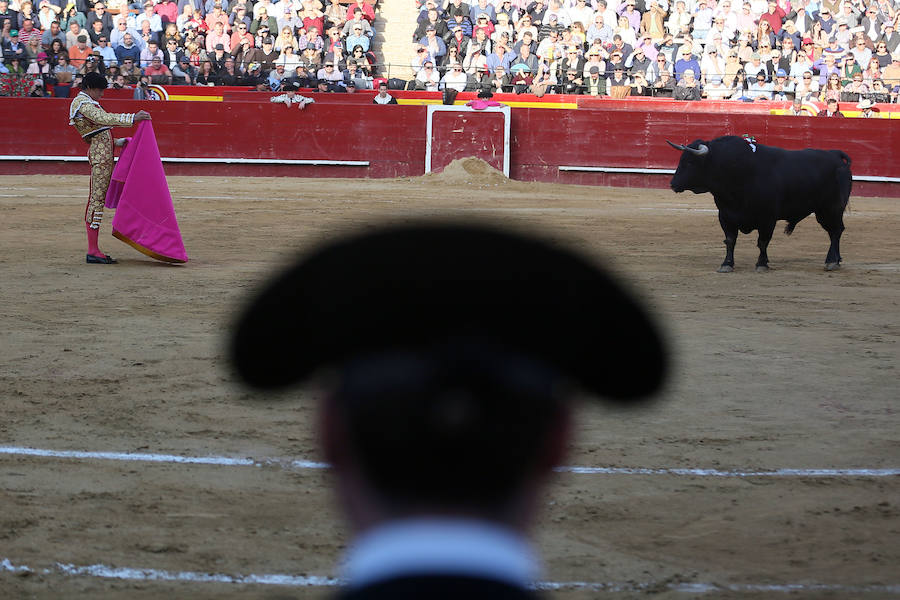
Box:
711;1;737;39
463;42;488;76
345;23;369;53
673;43;700;80
856;97;881;116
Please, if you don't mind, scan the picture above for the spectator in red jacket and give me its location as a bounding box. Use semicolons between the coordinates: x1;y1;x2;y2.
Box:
758;0;785;34
347;0;375;24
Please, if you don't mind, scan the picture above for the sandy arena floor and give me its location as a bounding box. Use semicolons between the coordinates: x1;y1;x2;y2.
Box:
1;161;899;599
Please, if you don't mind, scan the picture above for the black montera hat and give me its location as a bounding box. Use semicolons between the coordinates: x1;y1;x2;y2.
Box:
230;222;667;402
81;71;108;90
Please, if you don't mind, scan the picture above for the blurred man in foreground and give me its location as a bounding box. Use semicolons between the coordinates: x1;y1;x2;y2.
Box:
230;221;668;598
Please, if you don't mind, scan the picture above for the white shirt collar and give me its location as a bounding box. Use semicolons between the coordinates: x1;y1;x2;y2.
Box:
339;517;541;589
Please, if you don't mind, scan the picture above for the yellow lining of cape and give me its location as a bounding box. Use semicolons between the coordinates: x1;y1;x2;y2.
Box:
113;229;187;264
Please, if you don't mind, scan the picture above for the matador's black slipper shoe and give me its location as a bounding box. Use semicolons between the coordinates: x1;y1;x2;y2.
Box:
86;253;118;264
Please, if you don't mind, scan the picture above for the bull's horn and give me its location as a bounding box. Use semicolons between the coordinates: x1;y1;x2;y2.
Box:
682;143;709;157
666;140;687;151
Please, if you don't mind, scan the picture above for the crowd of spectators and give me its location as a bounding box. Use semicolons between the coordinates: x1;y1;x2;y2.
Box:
0;0;381;96
2;0;899;105
409;0;900;104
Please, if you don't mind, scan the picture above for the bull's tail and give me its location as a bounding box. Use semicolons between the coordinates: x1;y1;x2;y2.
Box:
835;151;852;212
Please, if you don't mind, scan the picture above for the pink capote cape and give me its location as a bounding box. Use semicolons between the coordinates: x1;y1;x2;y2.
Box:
105;121;188;263
465;100;503;110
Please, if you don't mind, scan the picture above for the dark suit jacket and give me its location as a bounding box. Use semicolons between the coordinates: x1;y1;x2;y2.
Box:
882;32;899;54
161;48;188;68
860;16;884;37
0;9;18;29
86;11;114;34
337;575;541;600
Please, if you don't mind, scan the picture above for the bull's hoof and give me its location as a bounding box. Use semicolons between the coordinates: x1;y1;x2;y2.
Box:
717;265;734;273
755;265;769;273
825;262;841;271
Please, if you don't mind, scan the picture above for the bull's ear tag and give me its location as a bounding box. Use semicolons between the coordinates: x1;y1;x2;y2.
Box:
742;134;757;153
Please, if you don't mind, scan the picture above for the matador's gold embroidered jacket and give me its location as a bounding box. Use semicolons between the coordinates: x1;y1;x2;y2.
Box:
69;91;136;229
69;91;135;140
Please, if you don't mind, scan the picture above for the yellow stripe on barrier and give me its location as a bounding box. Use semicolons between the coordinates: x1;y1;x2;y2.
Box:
166;95;225;102
770;108;900;118
396;98;445;106
841;111;899;118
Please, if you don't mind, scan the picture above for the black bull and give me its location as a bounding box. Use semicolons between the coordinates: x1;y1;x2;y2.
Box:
668;136;852;272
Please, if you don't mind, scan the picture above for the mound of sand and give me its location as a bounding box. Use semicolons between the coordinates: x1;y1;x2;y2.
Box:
420;157;511;187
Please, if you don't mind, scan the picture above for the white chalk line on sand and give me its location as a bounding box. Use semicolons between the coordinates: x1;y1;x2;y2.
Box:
0;446;328;470
555;465;900;477
2;558;898;594
1;446;898;478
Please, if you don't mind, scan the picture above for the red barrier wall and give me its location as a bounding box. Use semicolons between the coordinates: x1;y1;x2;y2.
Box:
2;97;897;197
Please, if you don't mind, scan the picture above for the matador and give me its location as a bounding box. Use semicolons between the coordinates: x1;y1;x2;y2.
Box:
69;72;151;264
